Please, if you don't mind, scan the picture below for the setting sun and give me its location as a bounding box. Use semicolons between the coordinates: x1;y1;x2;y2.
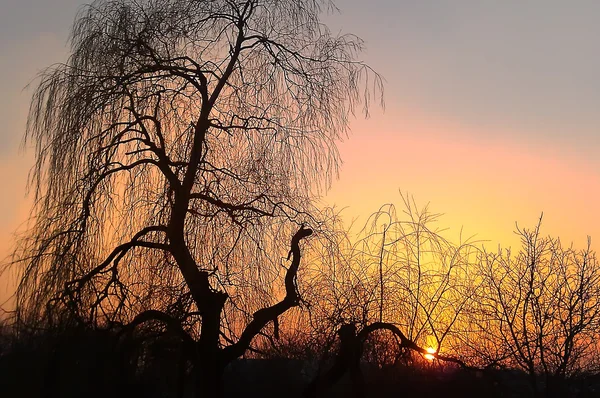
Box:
424;347;437;361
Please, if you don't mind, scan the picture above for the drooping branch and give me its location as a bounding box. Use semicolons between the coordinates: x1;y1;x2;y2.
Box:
359;322;473;369
118;309;196;353
64;225;169;296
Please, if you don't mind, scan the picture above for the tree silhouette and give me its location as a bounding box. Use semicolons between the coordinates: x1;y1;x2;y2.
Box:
465;217;600;397
10;0;381;395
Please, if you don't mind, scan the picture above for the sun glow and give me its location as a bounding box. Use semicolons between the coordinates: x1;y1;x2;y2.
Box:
424;347;437;361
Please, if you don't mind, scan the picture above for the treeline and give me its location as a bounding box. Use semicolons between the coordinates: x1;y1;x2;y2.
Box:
2;199;599;398
292;198;600;397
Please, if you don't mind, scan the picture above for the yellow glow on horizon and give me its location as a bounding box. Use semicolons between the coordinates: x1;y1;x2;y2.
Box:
324;108;600;252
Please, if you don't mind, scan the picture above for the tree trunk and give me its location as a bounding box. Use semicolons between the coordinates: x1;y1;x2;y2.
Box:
304;324;365;398
529;371;541;398
195;291;227;398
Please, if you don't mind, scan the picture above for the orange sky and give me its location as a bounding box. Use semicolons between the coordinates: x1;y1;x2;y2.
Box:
324;106;600;250
2;1;600;307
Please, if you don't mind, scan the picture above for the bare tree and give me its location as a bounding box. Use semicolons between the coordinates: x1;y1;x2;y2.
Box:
309;197;479;362
296;196;481;380
465;217;600;397
354;198;479;354
8;0;381;395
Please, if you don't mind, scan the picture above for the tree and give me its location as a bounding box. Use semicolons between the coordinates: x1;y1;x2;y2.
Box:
304;197;479;367
10;0;381;395
465;218;600;397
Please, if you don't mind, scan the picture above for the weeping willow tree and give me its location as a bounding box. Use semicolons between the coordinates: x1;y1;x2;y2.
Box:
10;0;381;395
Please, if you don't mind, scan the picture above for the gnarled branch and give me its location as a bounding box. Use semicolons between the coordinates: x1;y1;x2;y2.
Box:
222;226;313;362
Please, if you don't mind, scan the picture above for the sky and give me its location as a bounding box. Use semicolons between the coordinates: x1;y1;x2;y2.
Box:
1;1;599;303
